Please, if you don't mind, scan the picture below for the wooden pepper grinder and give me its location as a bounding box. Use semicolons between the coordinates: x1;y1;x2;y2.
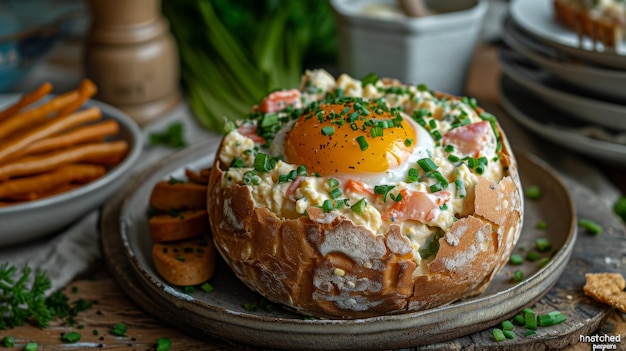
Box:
84;0;180;126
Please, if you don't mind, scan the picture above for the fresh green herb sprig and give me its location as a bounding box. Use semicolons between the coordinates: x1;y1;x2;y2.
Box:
149;122;187;148
0;262;95;330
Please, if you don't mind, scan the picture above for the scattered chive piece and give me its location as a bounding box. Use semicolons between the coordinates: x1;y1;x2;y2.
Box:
200;282;214;293
503;330;516;339
524;311;537;330
327;178;340;189
24;343;38;351
538;257;550;268
175;256;185;262
548;311;567;325
524;330;536;337
183;286;195;293
405;138;413;146
524;185;542;200
329;187;343;199
455;178;466;198
493;328;506;342
537;314;554;327
536;220;547;230
513;270;524;283
535;238;551;252
156;337;173;351
111;322;128;336
509;254;524;265
93;329;99;336
321;126;335;136
417;158;438;172
356;135;368;151
253;153;277;172
513;314;525;325
61;331;81;343
502;320;514;331
2;336;14;347
525;251;540;262
351;198;367;215
578;218;602;235
407;168;419;182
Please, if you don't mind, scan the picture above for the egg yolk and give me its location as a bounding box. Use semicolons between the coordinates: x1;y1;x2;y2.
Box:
283;100;417;176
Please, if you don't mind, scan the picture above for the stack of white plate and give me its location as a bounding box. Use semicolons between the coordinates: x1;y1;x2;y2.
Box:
500;0;626;165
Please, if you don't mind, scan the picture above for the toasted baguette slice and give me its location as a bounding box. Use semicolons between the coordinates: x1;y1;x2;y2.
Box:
149;209;209;242
152;236;216;286
149;180;208;211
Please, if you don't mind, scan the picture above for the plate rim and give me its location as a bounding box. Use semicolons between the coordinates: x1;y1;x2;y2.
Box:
108;137;578;349
501;18;626;101
499;49;626;131
499;75;626;164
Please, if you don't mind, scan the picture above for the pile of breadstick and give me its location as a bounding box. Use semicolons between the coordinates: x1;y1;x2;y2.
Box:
0;79;129;206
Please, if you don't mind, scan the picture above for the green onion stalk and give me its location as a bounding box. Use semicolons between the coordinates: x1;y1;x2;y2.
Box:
162;0;337;133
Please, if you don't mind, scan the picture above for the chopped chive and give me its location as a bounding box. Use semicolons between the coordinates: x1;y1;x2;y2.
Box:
509;254;524;265
417;158;438;172
183;286;195;293
537;314;554;327
524;330;536;337
513;270;524;283
429;183;443;193
200;282;214;293
371;126;383;137
524;310;537;330
578;218;602;235
455;178;466;198
156;337;173;351
493;328;506;342
25;343;38;351
407;168;419;182
525;251;540;262
253;153;277;172
321;199;333;213
513;314;525;325
503;330;516;339
535;238;551;252
502;320;514;331
327;178;340;189
448;154;460;162
321;126;335;136
61;331;81;343
417;83;429;92
351;198;367;215
536;220;547;229
374;185;395;202
329;187;343;199
525;185;542;200
2;336;14;348
538;257;550;268
444;144;455;153
405;138;413;146
356;135;368;151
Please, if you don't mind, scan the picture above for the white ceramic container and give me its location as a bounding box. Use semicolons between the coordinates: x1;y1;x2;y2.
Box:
331;0;488;95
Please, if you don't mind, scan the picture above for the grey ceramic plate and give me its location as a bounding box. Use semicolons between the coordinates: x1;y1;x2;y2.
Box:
500;76;626;166
510;0;626;69
0;95;143;246
499;48;626;132
115;137;576;350
502;17;626;101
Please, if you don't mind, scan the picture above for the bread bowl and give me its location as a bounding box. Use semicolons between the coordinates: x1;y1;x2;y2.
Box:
207;70;523;319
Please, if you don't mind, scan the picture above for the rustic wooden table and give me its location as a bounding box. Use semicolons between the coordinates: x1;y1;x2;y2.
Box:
1;43;625;350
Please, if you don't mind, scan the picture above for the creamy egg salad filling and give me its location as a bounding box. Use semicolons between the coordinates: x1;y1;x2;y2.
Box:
218;69;507;270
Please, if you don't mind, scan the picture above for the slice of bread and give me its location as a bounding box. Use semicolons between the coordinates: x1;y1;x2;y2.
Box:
149;209;209;242
152;236;216;286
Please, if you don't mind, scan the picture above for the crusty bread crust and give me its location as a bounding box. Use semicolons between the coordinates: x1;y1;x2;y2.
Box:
207;106;523;318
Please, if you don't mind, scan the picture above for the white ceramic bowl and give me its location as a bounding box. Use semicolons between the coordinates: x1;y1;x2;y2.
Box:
331;0;488;95
0;96;143;246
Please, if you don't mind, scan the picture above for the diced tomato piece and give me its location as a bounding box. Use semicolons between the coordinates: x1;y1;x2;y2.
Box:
259;89;302;114
442;121;494;158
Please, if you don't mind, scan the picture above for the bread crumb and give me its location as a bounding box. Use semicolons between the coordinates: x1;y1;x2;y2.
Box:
583;272;626;313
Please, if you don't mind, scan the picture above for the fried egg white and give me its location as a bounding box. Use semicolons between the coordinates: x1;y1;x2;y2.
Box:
268;100;434;185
